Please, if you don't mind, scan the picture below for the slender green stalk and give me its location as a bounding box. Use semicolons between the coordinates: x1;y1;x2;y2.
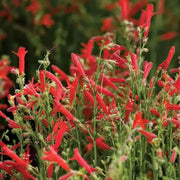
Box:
91;47;104;166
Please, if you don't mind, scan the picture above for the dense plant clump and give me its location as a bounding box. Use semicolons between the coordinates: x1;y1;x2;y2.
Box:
0;1;180;180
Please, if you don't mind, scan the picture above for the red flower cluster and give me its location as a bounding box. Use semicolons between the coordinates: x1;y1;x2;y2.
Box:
0;58;15;117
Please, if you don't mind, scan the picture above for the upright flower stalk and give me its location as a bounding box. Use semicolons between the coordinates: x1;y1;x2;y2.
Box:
139;4;155;38
12;47;28;76
158;46;175;71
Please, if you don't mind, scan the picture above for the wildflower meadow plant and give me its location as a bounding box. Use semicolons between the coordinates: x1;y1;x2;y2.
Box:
0;2;180;180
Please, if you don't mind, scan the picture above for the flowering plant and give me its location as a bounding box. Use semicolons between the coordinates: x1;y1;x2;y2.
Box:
0;1;180;180
0;0;179;78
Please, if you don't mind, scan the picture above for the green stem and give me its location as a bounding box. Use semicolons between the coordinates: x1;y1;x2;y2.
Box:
92;47;103;166
139;135;143;179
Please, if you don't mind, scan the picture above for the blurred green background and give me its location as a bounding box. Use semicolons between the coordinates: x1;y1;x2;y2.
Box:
0;0;179;79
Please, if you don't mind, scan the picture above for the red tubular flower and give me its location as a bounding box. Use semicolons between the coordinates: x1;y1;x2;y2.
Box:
0;172;5;179
144;4;154;38
96;92;109;116
87;136;111;150
83;90;94;104
167;104;180;111
172;118;180;129
54;100;75;121
170;68;180;73
85;143;93;153
110;78;126;85
27;101;37;109
4;160;35;180
40;14;54;28
22;146;31;164
139;9;146;26
0;162;13;175
71;53;86;78
60;171;89;180
7;106;18;113
0;59;14;93
111;50;127;64
100;74;118;90
162;73;174;82
120;155;128;163
54;86;63;102
125;98;134;122
42;70;64;89
47;163;54;179
70;148;96;174
0;110;7;119
159;32;178;41
81;39;94;62
41;146;71;172
150;108;160;117
96;138;111;150
157;147;163;158
59;172;74;180
164;46;175;70
132;111;149;129
12;47;28;75
0;144;27;168
54;121;68;151
11;143;21;150
169;73;180;96
128;0;148;17
119;0;130;20
89;79;115;98
139;129;157;143
158;46;175;71
139;4;154;38
143;61;152;82
125;99;134;112
39;70;45;93
101;17;114;32
130;53;138;75
23;82;40;98
7;119;21;129
91;35;104;42
51;65;70;86
174;73;180;89
16;97;26;106
157;80;164;87
149;77;154;89
0;104;8;110
170;149;177;163
69;76;79;109
102;37;111;59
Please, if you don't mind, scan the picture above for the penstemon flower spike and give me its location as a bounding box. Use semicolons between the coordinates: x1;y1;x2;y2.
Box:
12;47;28;76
